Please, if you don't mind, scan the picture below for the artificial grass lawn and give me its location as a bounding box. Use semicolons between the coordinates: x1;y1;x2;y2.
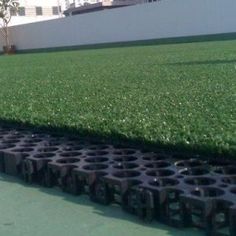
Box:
0;40;235;156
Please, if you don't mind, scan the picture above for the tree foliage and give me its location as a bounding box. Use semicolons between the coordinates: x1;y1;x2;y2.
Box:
0;0;19;49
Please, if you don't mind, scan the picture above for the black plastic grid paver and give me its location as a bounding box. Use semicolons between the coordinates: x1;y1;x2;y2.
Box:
0;125;236;236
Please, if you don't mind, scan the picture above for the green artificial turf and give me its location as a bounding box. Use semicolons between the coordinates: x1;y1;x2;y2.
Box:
0;40;235;156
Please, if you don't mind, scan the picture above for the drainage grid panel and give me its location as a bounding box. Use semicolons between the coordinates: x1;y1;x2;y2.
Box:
0;125;236;236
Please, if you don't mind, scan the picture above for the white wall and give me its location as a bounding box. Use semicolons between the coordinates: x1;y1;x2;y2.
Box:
9;16;63;26
1;0;236;51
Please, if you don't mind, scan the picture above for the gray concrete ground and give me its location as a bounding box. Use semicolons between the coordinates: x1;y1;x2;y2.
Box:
0;173;203;236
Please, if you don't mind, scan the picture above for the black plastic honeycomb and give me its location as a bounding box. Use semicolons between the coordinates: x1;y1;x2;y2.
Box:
0;125;236;236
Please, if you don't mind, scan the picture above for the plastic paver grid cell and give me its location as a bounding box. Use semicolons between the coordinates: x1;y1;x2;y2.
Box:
0;125;236;236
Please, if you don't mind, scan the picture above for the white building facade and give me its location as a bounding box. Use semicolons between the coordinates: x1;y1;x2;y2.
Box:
66;0;101;8
7;0;158;26
9;0;67;26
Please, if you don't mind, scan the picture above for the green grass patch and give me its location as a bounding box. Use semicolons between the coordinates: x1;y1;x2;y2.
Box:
0;40;235;156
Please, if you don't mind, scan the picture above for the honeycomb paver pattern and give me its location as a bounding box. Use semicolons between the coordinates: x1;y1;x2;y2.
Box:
0;125;236;236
